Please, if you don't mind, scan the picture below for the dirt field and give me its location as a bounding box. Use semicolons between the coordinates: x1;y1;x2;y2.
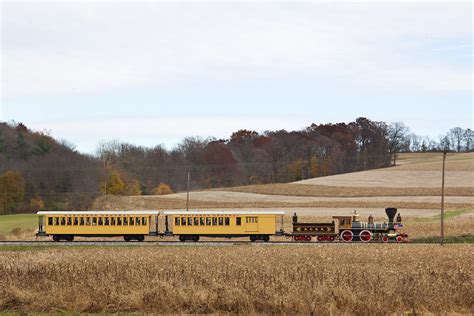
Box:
295;152;473;187
93;194;473;212
161;191;473;205
1;245;472;314
295;170;474;187
220;183;474;197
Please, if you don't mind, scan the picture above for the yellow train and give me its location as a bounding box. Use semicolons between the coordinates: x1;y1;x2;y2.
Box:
36;211;160;241
163;211;285;242
36;210;285;242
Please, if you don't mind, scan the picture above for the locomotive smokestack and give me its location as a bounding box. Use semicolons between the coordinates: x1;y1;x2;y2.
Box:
292;212;298;224
385;208;397;223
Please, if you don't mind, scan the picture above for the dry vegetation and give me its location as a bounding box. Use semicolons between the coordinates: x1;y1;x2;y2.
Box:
1;245;472;314
395;152;474;171
221;183;474;197
92;194;473;211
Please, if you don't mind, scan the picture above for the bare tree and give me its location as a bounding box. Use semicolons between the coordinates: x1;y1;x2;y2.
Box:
387;122;410;165
463;128;473;152
439;135;451;151
448;127;465;152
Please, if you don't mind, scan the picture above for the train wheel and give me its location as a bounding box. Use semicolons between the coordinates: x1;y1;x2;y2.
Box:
192;235;200;242
329;235;335;242
382;236;389;243
137;235;145;242
179;235;186;242
66;235;74;242
52;235;60;242
317;235;323;242
124;236;131;242
359;230;372;243
396;236;403;243
341;230;353;242
263;235;270;242
305;235;311;242
250;235;257;242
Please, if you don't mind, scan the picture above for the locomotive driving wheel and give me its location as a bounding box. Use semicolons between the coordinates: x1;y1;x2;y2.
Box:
359;230;372;243
340;230;353;242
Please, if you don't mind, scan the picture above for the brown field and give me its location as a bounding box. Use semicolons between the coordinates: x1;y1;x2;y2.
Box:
396;152;474;171
294;152;473;187
1;245;473;314
220;183;474;197
92;194;473;211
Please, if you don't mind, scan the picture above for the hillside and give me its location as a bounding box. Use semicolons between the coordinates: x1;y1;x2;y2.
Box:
93;153;474;212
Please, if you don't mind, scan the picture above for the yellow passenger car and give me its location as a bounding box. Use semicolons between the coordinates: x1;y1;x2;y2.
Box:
163;211;285;242
36;211;160;241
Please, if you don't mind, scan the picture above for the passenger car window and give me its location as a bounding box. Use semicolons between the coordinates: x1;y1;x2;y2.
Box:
187;217;192;225
181;217;186;225
98;217;103;225
54;217;59;225
73;217;78;225
225;217;230;226
206;217;211;226
194;217;199;225
123;217;128;225
212;217;217;225
86;217;90;225
92;217;97;225
80;217;85;225
175;217;180;226
218;217;223;225
236;217;241;225
104;217;110;225
142;217;147;225
200;217;205;226
130;217;135;225
48;217;53;225
61;217;66;225
111;217;116;225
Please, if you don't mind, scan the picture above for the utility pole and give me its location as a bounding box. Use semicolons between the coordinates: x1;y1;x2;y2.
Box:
186;172;190;212
440;150;447;246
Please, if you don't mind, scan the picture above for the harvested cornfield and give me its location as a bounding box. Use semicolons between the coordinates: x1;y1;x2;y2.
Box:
221;183;474;197
0;245;472;314
92;194;473;211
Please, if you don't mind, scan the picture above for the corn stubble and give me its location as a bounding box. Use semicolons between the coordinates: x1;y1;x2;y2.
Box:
0;245;473;314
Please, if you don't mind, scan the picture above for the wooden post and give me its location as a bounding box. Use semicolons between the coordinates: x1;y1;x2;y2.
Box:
186;172;190;212
441;151;446;245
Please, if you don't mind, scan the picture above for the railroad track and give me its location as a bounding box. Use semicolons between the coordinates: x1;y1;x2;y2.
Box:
0;240;444;246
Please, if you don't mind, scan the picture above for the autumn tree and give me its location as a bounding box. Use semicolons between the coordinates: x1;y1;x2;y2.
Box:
0;171;25;213
152;183;174;195
102;170;125;195
310;156;319;178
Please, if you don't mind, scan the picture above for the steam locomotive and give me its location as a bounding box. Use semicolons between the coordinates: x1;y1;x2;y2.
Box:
291;207;408;243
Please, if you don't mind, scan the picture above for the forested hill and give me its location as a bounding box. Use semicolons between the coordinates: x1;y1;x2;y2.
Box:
0;119;472;213
0;122;103;213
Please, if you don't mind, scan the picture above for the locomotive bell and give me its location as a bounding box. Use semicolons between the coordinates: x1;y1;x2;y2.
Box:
385;207;398;223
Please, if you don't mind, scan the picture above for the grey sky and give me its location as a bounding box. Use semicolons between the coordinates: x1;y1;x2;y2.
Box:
1;1;472;153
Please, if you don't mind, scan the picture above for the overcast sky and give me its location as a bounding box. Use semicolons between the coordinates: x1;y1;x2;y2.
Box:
1;1;472;153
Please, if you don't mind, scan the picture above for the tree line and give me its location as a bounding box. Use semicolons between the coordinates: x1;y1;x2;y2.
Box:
0;119;472;213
